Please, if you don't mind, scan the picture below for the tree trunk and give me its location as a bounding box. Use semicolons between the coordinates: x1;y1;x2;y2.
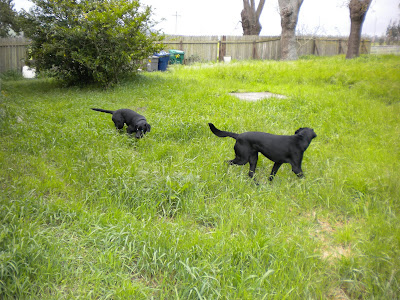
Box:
346;0;372;59
278;0;304;60
241;0;266;35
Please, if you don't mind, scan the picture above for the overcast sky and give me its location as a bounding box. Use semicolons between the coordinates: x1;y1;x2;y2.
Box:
13;0;400;37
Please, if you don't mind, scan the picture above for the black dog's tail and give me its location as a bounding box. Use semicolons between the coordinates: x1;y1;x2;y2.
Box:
91;108;114;114
208;123;239;140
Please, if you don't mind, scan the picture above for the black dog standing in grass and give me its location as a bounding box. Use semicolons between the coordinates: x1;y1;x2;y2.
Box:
208;123;316;181
91;108;151;139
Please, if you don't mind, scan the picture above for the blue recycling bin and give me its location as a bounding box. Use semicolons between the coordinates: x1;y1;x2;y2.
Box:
154;51;170;71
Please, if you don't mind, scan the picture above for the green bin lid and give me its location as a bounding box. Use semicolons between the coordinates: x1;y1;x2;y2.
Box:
169;49;185;54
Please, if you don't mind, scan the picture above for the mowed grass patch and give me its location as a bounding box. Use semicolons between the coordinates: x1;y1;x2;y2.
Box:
1;55;399;299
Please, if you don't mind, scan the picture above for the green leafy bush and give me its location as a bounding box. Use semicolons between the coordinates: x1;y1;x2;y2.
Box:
21;0;163;87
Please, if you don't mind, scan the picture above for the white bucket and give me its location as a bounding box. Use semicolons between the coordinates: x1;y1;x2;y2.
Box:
22;66;36;78
223;56;231;63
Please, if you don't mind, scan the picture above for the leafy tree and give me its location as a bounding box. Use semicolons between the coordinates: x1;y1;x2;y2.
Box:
385;3;400;45
386;21;400;44
21;0;164;87
0;0;21;37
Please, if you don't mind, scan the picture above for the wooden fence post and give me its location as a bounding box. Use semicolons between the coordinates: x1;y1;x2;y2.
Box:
219;36;226;62
252;39;258;59
361;40;368;54
338;39;343;54
312;38;319;56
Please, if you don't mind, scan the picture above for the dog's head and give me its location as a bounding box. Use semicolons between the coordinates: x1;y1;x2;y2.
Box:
134;122;151;139
295;127;317;141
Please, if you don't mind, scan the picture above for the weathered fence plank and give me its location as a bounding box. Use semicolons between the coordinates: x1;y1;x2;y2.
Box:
162;36;371;63
0;37;30;73
163;35;219;63
371;45;400;54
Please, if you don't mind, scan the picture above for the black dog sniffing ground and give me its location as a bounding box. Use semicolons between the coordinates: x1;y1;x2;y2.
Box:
208;123;316;181
91;108;151;139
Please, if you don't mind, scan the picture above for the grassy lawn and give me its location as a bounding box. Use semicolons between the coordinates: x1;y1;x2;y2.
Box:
1;55;399;299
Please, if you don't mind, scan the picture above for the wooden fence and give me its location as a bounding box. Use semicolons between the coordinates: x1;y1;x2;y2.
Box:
0;36;371;73
163;35;371;63
371;45;400;55
0;37;31;73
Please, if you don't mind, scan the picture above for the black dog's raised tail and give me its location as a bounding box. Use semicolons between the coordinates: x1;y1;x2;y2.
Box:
91;108;114;114
208;123;239;139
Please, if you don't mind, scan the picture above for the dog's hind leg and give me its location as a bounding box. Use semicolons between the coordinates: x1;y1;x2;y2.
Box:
227;157;248;166
112;119;125;132
228;143;249;166
268;162;282;181
248;152;258;178
111;113;125;131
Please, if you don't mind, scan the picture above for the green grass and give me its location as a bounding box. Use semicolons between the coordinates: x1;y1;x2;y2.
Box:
1;55;399;299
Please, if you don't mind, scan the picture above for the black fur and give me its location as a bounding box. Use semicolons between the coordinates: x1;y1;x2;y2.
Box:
91;108;151;138
208;123;316;181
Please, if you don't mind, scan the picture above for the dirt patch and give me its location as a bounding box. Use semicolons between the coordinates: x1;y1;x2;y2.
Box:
322;245;352;260
229;92;287;101
306;211;352;262
328;287;350;300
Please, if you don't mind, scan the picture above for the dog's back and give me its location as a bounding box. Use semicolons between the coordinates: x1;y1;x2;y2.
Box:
118;109;145;120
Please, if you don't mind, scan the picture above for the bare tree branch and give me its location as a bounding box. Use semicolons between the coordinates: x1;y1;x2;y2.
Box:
256;0;266;19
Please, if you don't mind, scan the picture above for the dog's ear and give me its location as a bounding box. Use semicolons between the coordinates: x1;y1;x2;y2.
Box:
295;128;304;135
146;123;151;132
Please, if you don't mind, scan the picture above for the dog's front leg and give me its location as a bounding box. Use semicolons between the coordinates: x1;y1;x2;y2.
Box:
126;125;135;135
291;164;304;179
268;162;282;181
295;171;304;178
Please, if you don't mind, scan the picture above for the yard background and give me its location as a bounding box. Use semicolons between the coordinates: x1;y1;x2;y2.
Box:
1;55;399;298
0;36;372;73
